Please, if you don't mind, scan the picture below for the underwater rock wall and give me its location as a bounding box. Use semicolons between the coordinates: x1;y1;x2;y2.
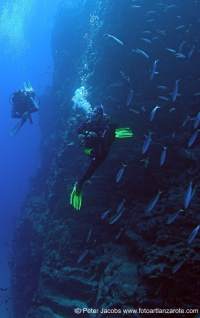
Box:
11;1;200;317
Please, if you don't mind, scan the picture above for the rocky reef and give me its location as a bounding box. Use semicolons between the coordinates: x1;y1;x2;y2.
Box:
11;1;200;317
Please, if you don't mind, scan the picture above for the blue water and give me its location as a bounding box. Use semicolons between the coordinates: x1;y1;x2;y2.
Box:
0;1;58;315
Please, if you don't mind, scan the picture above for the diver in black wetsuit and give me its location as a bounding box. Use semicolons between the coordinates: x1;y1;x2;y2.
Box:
70;105;134;210
11;82;39;135
77;106;116;191
70;106;116;210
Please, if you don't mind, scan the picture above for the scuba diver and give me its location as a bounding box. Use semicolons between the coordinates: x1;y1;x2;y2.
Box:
10;82;39;136
70;105;134;210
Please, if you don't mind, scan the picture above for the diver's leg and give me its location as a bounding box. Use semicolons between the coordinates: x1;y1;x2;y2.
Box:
70;158;103;210
78;156;106;190
70;152;108;210
10;117;27;136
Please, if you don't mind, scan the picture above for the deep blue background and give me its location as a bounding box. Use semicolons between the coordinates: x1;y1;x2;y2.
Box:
0;1;56;315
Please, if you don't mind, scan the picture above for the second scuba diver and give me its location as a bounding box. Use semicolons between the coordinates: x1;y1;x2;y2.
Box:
11;82;39;136
70;105;134;210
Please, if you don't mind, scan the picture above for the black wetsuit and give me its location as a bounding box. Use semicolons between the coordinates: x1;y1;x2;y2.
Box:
11;90;38;119
11;90;39;135
77;115;116;190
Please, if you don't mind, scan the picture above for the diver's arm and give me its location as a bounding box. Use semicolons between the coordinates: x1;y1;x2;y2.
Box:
30;96;39;112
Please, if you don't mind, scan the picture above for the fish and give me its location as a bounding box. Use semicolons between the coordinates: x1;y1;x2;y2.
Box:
116;164;127;183
160;146;167;167
126;89;134;107
193;92;200;97
129;108;140;114
171;79;181;102
143;30;152;35
142;132;152;154
132;5;142;9
116;199;126;214
120;71;130;82
157;85;168;90
169;107;176;112
132;48;149;59
166;209;184;225
101;209;111;220
141;38;152;44
105;33;124;46
191;185;197;200
176;25;185;30
184;181;193;209
188;45;195;59
115;228;124;240
194;112;200;129
166;48;176;53
182;115;191;127
187;225;200;244
141;106;146;112
164;4;177;11
150;59;159;80
109;199;126;224
67;142;74;146
175;53;186;59
145;191;162;214
187;129;200;148
172;259;186;274
146;10;156;15
77;249;89;264
109;207;125;225
146;19;155;23
171;132;176;138
178;40;186;52
86;229;92;242
158;96;170;101
156;29;166;36
150;105;160;121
